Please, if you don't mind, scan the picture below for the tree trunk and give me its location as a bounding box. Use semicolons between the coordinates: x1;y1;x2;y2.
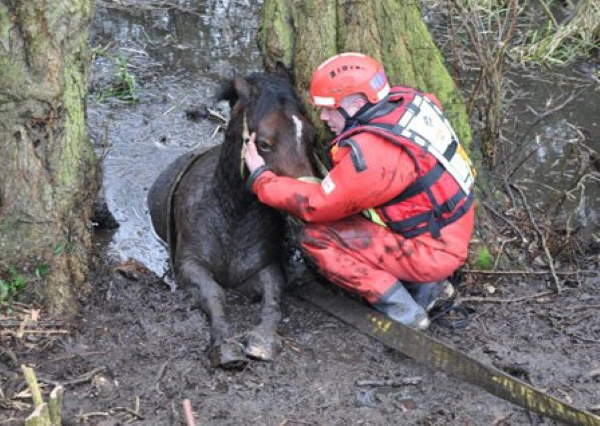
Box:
259;0;472;147
0;0;98;317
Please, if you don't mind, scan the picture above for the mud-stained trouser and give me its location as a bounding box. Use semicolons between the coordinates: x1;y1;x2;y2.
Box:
300;215;468;304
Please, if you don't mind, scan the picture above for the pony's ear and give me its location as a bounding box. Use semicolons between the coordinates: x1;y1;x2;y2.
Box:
233;76;252;102
274;61;293;82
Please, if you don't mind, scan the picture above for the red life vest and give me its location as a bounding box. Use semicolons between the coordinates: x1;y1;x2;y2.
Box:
331;86;476;239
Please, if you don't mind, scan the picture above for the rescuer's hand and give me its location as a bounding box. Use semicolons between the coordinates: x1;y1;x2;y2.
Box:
243;132;265;173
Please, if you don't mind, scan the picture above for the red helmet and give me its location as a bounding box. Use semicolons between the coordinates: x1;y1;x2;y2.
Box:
309;52;390;108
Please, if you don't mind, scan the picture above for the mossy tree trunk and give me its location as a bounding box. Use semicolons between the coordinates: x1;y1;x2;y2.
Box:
259;0;472;147
0;0;98;317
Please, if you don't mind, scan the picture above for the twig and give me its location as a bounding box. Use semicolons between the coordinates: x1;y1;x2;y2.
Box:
112;405;145;421
537;0;559;27
48;351;107;363
162;95;189;115
458;291;554;304
493;237;516;270
142;358;171;397
463;269;597;275
511;184;561;292
206;107;227;123
565;304;600;311
182;399;196;426
38;367;106;387
211;125;222;139
282;338;301;352
515;91;580;148
557;173;600;240
1;329;68;337
493;412;514;426
356;377;422;387
0;320;64;327
507;137;542;179
75;412;109;422
278;420;311;425
503;179;518;212
571;335;600;344
481;201;526;242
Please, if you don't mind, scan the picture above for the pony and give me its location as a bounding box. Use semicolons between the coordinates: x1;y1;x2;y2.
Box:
148;68;316;368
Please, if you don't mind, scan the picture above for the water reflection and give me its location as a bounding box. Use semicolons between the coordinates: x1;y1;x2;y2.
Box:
88;0;263;277
516;119;599;232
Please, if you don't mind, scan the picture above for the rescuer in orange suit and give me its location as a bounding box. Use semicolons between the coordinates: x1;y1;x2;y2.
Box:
243;53;475;329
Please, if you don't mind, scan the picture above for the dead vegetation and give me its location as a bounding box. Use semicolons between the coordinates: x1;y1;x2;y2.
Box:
515;0;600;65
424;0;600;296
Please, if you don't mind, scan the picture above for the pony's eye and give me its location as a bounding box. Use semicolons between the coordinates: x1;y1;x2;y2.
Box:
257;140;272;152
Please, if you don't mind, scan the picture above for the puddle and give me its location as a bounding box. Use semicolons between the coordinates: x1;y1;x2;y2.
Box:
87;0;263;276
508;72;600;235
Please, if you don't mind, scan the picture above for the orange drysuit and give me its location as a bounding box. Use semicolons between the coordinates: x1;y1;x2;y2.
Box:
250;87;475;303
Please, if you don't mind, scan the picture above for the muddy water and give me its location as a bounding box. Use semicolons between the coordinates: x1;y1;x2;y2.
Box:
87;0;263;277
505;70;600;236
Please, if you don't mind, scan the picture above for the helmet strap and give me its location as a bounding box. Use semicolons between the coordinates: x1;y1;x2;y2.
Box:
338;101;374;133
353;101;375;123
337;106;352;122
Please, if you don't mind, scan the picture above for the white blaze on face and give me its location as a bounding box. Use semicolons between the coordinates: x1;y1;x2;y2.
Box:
292;114;303;151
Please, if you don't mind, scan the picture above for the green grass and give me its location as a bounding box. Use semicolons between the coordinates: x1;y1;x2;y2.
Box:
96;53;140;103
34;263;49;279
473;246;494;270
0;267;27;303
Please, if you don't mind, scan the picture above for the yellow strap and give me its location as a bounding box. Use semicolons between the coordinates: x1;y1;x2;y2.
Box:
362;208;388;228
297;176;322;184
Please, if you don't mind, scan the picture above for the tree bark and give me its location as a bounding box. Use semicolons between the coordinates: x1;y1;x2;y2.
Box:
259;0;472;147
0;0;98;317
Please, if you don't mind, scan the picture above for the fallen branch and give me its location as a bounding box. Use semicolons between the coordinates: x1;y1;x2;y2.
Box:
512;184;561;292
458;291;554;304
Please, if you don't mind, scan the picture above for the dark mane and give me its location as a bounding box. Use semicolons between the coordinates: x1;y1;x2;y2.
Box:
249;73;306;119
217;73;306;119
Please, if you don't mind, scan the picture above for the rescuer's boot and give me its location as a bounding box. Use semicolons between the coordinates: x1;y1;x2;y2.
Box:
404;280;455;312
372;282;430;330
